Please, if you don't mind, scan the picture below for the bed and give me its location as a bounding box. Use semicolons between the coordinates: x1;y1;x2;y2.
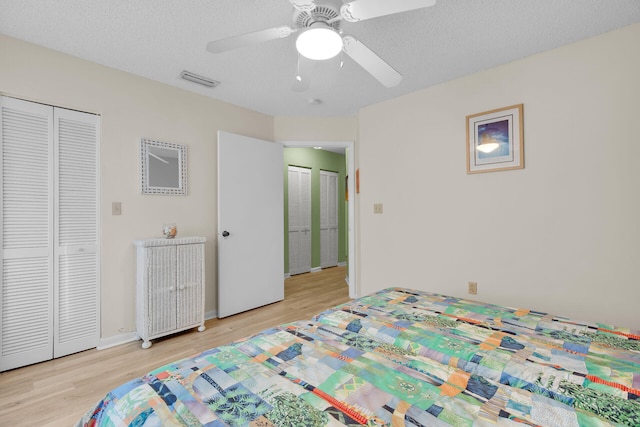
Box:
78;287;639;426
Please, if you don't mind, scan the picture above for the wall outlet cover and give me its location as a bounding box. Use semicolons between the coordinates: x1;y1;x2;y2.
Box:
112;201;122;215
468;281;478;295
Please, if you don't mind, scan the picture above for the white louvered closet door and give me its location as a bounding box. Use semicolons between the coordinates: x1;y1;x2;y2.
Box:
288;166;311;275
320;170;339;269
0;96;99;371
0;97;54;371
53;107;100;358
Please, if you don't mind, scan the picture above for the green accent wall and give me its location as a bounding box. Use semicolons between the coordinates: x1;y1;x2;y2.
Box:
284;148;347;273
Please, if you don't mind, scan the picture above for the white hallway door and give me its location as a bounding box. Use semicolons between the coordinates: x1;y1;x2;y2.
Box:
217;131;284;318
288;166;311;275
320;170;339;269
0;96;100;372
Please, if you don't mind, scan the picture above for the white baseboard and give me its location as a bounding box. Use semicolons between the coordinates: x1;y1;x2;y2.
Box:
288;264;345;277
97;332;139;350
98;311;218;350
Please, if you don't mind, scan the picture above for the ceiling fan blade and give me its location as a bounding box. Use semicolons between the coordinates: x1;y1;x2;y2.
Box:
340;0;436;22
288;0;316;12
342;36;402;87
206;26;294;53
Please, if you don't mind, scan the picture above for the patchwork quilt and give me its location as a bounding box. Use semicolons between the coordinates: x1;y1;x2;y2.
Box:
78;288;640;426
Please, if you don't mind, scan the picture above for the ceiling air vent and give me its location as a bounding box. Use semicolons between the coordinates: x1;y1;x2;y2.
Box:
179;70;220;88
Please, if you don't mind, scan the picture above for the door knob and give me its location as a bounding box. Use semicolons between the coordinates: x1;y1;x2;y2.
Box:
221;231;230;237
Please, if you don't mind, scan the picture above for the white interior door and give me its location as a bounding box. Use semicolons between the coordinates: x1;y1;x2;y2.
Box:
218;131;284;318
288;166;311;275
320;170;339;269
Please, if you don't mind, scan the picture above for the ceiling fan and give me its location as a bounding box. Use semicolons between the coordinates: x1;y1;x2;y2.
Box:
206;0;436;88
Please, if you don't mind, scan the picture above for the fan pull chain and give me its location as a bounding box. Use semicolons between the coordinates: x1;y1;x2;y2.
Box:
296;53;303;81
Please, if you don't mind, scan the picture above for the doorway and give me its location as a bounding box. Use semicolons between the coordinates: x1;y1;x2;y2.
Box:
282;140;356;299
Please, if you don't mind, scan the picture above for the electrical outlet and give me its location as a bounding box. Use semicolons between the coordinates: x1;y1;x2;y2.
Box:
373;203;383;214
468;281;478;295
112;201;122;216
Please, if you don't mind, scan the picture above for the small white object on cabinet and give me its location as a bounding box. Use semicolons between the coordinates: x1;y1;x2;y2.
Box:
134;237;206;349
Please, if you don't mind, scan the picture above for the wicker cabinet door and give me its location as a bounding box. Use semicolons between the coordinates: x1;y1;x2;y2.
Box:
176;243;203;329
146;245;177;337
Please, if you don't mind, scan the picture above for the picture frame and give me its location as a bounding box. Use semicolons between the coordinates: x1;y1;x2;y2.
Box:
140;138;188;195
466;104;524;174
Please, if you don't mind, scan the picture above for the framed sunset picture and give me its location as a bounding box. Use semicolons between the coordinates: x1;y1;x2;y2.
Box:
466;104;524;174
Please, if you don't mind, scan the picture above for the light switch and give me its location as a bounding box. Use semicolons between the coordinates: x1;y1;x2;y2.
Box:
112;201;122;216
373;203;383;214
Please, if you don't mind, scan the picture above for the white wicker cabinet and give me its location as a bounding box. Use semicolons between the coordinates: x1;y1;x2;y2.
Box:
134;237;206;349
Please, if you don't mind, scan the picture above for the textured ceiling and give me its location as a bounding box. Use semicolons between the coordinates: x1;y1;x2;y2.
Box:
1;0;639;117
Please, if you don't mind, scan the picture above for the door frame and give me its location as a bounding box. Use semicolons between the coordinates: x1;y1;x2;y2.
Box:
281;140;357;299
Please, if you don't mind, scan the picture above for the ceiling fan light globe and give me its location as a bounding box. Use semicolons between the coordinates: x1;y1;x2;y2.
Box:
296;25;343;60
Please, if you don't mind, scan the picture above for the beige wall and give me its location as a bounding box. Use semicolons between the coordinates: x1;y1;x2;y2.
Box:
0;34;274;342
274;116;357;142
357;23;640;329
2;19;639;348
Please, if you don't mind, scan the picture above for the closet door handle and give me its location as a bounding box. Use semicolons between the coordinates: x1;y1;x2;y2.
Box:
221;231;230;237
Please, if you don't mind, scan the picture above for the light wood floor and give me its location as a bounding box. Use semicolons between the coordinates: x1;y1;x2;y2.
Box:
0;266;350;427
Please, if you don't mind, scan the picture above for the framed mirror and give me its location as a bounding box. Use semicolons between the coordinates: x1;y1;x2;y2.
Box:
140;138;187;195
